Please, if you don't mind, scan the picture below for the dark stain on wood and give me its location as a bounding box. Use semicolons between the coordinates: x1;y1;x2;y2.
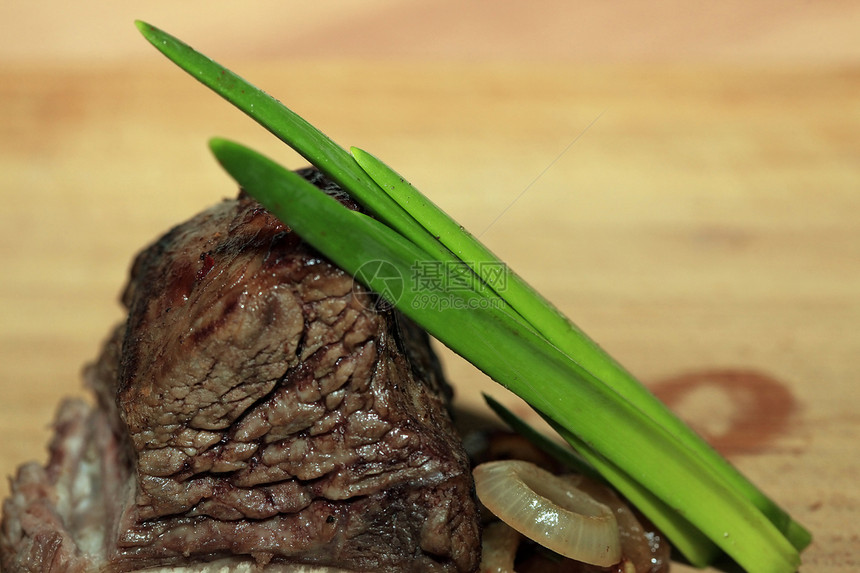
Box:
650;369;798;456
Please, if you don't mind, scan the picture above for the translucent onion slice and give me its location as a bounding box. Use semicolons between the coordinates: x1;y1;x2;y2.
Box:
473;460;621;567
480;521;521;573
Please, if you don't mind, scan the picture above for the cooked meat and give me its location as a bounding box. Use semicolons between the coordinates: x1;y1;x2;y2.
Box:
0;399;123;573
1;169;481;572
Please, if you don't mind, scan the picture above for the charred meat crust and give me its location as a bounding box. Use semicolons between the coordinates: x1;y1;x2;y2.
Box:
1;169;480;572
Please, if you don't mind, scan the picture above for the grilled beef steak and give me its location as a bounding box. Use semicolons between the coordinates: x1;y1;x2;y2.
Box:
1;170;481;572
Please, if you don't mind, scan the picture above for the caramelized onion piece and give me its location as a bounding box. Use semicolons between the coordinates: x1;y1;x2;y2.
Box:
480;521;522;573
474;460;621;567
568;475;671;573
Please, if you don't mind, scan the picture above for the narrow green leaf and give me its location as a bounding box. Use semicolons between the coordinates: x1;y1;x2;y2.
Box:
543;415;720;566
482;394;599;480
351;147;520;295
351;145;810;553
134;20;454;266
209;138;801;573
484;394;719;566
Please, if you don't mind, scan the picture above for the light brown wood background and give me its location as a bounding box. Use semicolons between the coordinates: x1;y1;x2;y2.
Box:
1;2;858;571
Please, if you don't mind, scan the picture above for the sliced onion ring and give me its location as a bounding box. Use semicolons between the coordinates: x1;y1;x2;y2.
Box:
473;460;621;567
480;521;521;573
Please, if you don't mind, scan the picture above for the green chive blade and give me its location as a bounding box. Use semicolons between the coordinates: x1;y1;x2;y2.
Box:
135;21;456;264
542;413;721;567
482;393;599;480
351;146;514;291
351;144;808;553
483;394;720;566
135;21;358;194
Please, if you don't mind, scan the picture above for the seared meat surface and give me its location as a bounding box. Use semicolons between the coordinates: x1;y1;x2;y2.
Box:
1;170;481;572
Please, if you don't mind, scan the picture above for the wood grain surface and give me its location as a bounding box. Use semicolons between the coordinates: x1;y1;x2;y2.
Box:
1;3;858;571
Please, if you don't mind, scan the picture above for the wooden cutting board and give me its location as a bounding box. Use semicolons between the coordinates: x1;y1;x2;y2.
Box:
0;61;857;571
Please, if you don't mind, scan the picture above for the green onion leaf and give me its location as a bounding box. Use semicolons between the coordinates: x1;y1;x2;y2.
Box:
481;393;603;482
134;20;455;266
483;394;719;566
351;146;811;554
